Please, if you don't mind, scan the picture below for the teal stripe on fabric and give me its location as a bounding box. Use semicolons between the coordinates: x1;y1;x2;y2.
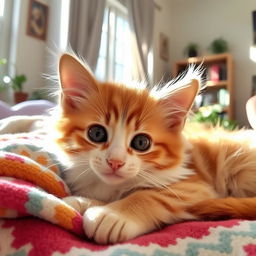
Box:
1;143;65;173
152;250;181;256
185;222;256;256
7;250;27;256
110;249;145;256
24;144;65;173
71;249;146;256
25;190;44;215
91;222;256;256
1;145;18;151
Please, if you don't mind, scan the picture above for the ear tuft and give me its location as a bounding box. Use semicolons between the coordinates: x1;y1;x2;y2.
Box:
161;79;200;131
58;54;98;110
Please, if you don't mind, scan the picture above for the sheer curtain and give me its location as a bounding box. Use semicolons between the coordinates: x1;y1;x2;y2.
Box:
68;0;106;71
126;0;155;83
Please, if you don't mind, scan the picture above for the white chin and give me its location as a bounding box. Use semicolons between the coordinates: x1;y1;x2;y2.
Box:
99;173;127;185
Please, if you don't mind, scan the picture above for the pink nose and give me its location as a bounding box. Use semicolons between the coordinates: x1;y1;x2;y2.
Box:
107;159;125;171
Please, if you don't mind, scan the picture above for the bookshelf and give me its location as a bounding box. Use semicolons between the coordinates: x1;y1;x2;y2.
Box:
174;53;234;119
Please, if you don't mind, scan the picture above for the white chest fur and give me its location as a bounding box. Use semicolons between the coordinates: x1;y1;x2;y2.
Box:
63;162;194;202
64;165;139;202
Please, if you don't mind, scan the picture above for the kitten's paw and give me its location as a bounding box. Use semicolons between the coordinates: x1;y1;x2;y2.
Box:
83;206;145;244
63;196;105;214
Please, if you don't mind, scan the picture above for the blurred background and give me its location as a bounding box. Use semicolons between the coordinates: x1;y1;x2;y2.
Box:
0;0;255;128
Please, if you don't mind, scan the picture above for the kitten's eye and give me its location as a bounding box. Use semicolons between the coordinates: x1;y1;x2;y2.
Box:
88;125;108;143
131;134;151;152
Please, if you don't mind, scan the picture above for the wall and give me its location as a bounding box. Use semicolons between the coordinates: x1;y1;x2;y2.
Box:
168;0;256;126
11;0;174;101
9;0;255;125
44;0;65;101
153;0;173;84
8;0;63;104
9;0;50;104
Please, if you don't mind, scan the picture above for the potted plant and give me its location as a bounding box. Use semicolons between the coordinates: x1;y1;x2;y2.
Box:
29;89;48;100
191;104;237;130
11;74;28;103
209;38;229;54
183;43;199;58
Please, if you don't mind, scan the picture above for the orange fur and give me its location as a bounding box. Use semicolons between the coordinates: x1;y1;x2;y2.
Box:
54;53;256;244
185;126;256;219
56;79;185;172
188;197;256;220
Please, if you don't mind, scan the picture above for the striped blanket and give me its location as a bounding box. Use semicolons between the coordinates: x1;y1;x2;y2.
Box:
0;134;256;256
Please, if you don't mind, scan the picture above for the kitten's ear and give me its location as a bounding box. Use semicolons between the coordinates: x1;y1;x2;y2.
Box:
162;79;199;131
58;54;98;110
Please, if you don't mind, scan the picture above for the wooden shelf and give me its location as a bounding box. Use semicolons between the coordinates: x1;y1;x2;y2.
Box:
223;106;229;113
206;80;228;87
174;53;234;119
175;53;231;66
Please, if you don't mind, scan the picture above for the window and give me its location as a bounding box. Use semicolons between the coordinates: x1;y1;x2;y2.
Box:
0;0;13;75
59;0;70;51
95;0;132;82
0;0;4;17
0;0;6;60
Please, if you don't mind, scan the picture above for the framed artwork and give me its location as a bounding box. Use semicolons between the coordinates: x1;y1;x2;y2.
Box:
251;75;256;96
159;33;169;61
253;10;256;44
26;0;49;41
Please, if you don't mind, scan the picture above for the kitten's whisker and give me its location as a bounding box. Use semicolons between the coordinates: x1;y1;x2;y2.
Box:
137;172;158;187
139;170;182;201
144;176;182;201
140;170;172;189
45;162;60;169
61;161;90;172
71;168;91;186
44;160;88;171
61;160;89;168
70;159;90;165
139;172;166;189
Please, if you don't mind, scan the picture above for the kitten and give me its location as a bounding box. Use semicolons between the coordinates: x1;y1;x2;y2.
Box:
55;53;256;244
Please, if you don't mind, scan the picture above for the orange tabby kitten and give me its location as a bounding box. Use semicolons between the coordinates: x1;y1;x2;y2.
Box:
56;53;256;244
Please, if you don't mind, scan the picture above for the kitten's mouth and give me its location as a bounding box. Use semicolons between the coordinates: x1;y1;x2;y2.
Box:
98;170;127;184
103;171;124;179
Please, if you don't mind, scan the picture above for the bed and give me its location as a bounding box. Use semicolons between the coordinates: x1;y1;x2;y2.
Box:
0;100;256;256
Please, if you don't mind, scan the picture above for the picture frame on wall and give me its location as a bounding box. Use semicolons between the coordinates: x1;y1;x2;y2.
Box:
252;75;256;96
26;0;49;41
159;33;169;62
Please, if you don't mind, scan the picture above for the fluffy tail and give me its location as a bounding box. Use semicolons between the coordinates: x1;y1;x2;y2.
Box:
188;197;256;220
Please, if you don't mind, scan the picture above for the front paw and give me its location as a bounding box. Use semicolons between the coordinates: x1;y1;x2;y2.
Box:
63;196;104;214
83;206;146;244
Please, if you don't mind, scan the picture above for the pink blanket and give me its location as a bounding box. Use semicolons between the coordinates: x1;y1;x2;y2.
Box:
1;134;256;256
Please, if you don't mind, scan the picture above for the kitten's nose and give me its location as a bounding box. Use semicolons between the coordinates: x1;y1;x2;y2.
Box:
107;158;125;171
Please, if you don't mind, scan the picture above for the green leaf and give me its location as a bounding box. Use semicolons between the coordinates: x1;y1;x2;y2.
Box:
191;105;238;130
0;58;7;65
11;74;27;92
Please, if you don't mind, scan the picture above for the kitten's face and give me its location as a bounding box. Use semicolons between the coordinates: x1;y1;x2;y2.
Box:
58;82;184;185
56;54;199;186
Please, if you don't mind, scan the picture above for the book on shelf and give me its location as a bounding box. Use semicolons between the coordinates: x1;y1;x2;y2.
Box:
219;64;227;80
218;88;229;106
209;65;220;82
207;64;227;83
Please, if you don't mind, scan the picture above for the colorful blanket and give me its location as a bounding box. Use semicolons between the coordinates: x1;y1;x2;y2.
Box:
1;134;256;256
